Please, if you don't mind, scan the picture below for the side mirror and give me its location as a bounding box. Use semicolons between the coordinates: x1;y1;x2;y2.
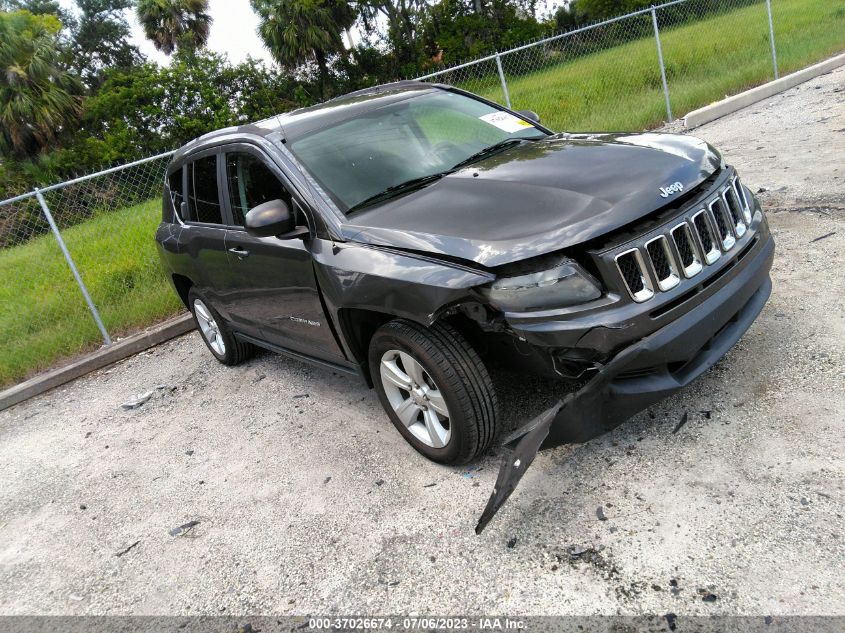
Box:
245;199;301;238
515;109;540;124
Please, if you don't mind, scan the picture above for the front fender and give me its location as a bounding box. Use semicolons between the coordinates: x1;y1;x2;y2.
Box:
311;240;494;326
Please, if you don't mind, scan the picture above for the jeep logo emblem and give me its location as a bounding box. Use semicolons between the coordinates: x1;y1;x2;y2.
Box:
659;182;684;198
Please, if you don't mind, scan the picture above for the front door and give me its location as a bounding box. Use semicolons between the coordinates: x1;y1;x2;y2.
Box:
219;147;344;362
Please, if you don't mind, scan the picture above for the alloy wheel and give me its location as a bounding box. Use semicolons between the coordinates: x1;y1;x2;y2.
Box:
193;299;226;356
380;349;451;448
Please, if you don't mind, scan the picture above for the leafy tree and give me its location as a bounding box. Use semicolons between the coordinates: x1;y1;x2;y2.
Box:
70;0;143;87
356;0;429;77
0;0;72;21
422;0;543;66
333;43;397;92
136;0;212;56
552;2;578;31
74;52;306;161
251;0;356;99
355;0;544;77
557;0;650;25
0;10;82;158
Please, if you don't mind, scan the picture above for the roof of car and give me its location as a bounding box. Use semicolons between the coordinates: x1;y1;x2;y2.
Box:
172;81;441;163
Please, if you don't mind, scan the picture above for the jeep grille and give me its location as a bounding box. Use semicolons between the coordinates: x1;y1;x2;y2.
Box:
615;175;753;303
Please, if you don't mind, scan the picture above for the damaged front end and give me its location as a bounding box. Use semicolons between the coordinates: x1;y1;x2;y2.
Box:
476;251;773;532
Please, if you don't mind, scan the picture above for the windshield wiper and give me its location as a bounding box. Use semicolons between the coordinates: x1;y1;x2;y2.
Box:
347;172;447;214
450;138;525;171
345;137;536;215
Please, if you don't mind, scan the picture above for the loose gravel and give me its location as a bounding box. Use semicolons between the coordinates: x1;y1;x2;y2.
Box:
0;67;843;616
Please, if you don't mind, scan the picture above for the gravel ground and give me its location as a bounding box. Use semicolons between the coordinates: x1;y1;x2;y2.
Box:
1;67;843;617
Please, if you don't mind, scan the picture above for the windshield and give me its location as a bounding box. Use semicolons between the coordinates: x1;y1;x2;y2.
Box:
288;90;548;213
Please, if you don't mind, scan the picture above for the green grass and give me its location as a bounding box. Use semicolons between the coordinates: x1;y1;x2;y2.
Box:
473;0;845;131
0;199;182;387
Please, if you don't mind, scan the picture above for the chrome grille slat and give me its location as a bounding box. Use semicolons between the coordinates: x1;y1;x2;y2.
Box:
615;248;654;303
732;176;753;224
723;187;747;238
609;174;756;304
670;222;703;278
645;235;680;291
692;209;721;265
709;197;736;250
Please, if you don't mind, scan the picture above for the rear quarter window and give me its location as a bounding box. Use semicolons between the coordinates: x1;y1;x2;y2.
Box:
168;168;184;218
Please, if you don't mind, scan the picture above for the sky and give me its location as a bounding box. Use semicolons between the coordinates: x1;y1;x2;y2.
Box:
58;0;276;66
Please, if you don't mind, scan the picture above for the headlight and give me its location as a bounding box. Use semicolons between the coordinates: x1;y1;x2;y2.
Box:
482;258;601;312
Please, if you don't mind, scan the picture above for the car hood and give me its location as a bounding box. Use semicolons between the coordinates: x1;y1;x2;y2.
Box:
340;132;722;268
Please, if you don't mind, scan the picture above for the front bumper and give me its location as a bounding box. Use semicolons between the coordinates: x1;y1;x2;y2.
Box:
543;232;774;446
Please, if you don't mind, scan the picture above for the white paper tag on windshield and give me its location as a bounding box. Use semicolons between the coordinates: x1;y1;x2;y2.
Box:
479;111;534;133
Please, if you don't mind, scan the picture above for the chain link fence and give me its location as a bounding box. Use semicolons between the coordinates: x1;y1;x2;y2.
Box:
417;0;843;132
1;0;843;389
0;152;181;387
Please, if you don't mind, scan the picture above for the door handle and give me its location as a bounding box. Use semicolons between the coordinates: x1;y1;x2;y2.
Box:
228;246;250;259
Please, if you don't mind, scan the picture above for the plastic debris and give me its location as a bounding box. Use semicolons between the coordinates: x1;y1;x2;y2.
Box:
120;391;153;410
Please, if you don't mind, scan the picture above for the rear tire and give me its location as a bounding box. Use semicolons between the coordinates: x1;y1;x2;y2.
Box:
369;319;498;465
188;288;255;366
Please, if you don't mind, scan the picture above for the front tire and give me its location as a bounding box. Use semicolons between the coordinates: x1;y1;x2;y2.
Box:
369;319;498;465
188;288;254;366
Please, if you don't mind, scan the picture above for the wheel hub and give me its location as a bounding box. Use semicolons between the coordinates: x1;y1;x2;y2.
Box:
410;386;428;408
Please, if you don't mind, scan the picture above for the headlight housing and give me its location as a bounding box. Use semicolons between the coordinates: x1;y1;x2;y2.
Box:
482;257;602;312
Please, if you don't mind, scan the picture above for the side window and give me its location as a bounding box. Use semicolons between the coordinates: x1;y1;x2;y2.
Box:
186;155;223;224
225;152;291;226
168;167;184;217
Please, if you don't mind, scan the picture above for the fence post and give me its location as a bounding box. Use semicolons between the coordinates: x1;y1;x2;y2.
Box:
765;0;779;79
34;188;112;346
494;53;512;109
651;7;673;123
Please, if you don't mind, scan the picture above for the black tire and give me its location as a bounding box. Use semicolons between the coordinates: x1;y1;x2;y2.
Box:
368;319;499;465
188;288;255;366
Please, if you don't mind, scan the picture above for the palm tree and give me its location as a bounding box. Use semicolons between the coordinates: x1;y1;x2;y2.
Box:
250;0;356;99
0;10;81;158
136;0;212;56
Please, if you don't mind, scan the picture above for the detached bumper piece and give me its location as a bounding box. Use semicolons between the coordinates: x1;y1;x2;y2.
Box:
475;401;562;535
476;238;773;532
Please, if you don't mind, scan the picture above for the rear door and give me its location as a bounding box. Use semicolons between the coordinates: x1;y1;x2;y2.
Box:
172;151;239;323
220;145;344;362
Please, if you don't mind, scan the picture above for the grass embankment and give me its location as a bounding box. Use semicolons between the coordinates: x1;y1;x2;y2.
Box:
0;199;182;387
476;0;845;131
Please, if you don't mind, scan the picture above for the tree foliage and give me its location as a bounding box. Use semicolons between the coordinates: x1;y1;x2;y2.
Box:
357;0;429;78
250;0;356;99
553;0;651;28
70;0;143;87
136;0;212;56
0;0;71;21
0;10;82;158
422;0;544;66
80;53;302;154
3;51;309;192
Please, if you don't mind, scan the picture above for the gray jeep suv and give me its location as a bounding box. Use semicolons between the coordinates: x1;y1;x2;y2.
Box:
156;81;774;470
